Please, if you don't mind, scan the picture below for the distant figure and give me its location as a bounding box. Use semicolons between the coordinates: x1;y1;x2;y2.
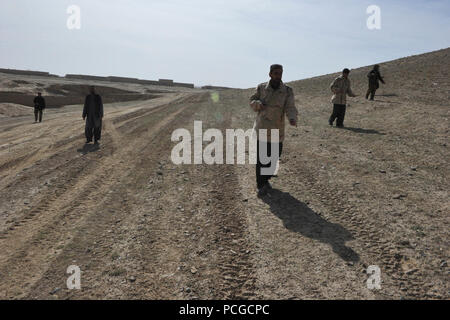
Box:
329;68;357;128
365;64;385;100
82;86;103;144
33;92;46;123
249;64;298;197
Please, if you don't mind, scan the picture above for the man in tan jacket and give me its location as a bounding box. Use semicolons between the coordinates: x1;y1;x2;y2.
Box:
329;68;357;128
249;64;298;196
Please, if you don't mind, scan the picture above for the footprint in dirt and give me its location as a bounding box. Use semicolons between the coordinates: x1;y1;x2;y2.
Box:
261;188;359;263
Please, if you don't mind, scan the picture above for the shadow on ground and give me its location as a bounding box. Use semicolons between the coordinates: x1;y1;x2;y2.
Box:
77;143;100;154
376;93;398;97
261;188;359;263
339;127;385;135
372;99;401;104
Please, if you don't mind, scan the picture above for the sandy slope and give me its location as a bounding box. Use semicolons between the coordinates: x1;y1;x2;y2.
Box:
0;48;448;300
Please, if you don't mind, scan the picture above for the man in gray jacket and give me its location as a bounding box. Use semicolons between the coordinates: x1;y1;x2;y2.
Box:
249;64;298;196
329;68;357;128
82;86;103;144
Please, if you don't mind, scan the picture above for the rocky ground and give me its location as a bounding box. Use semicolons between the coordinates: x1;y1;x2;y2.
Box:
0;48;448;299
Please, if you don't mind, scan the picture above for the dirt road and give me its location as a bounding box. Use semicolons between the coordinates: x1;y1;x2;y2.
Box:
0;50;448;300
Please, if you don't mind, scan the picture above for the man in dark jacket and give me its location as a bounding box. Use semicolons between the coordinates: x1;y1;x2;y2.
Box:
33;92;46;123
82;86;103;144
365;64;385;100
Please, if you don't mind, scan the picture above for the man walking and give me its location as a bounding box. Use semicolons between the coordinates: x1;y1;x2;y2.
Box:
82;86;103;144
249;64;298;197
365;64;385;100
329;68;357;128
33;92;46;123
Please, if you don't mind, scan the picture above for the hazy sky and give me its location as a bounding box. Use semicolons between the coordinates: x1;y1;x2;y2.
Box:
1;0;449;88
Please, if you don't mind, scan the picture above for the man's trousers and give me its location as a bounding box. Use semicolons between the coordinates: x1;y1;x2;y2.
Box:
256;140;283;189
34;108;43;122
329;104;346;127
85;123;102;142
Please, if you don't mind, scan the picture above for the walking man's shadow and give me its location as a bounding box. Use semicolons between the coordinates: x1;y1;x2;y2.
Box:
340;127;384;135
261;188;359;263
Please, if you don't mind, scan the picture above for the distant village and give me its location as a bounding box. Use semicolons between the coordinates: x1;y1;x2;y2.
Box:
0;68;232;90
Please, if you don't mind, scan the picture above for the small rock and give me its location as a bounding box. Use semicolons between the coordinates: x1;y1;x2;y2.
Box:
440;261;447;268
410;166;417;171
399;240;411;247
190;267;197;274
379;170;386;173
405;268;418;275
185;287;191;293
50;287;61;295
156;171;163;175
128;276;136;282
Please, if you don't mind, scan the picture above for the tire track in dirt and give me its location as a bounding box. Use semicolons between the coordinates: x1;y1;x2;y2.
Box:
281;125;435;299
209;108;257;299
0;94;199;298
168;92;258;299
23;94;203;299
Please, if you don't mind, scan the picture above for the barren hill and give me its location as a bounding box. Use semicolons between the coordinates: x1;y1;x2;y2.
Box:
0;48;448;300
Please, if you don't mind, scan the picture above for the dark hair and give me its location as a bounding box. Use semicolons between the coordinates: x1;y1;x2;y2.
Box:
270;64;283;72
343;68;350;74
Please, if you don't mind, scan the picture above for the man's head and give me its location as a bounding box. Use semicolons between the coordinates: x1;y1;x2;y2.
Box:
342;68;350;79
373;64;380;70
37;92;41;96
89;86;96;94
269;64;283;87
